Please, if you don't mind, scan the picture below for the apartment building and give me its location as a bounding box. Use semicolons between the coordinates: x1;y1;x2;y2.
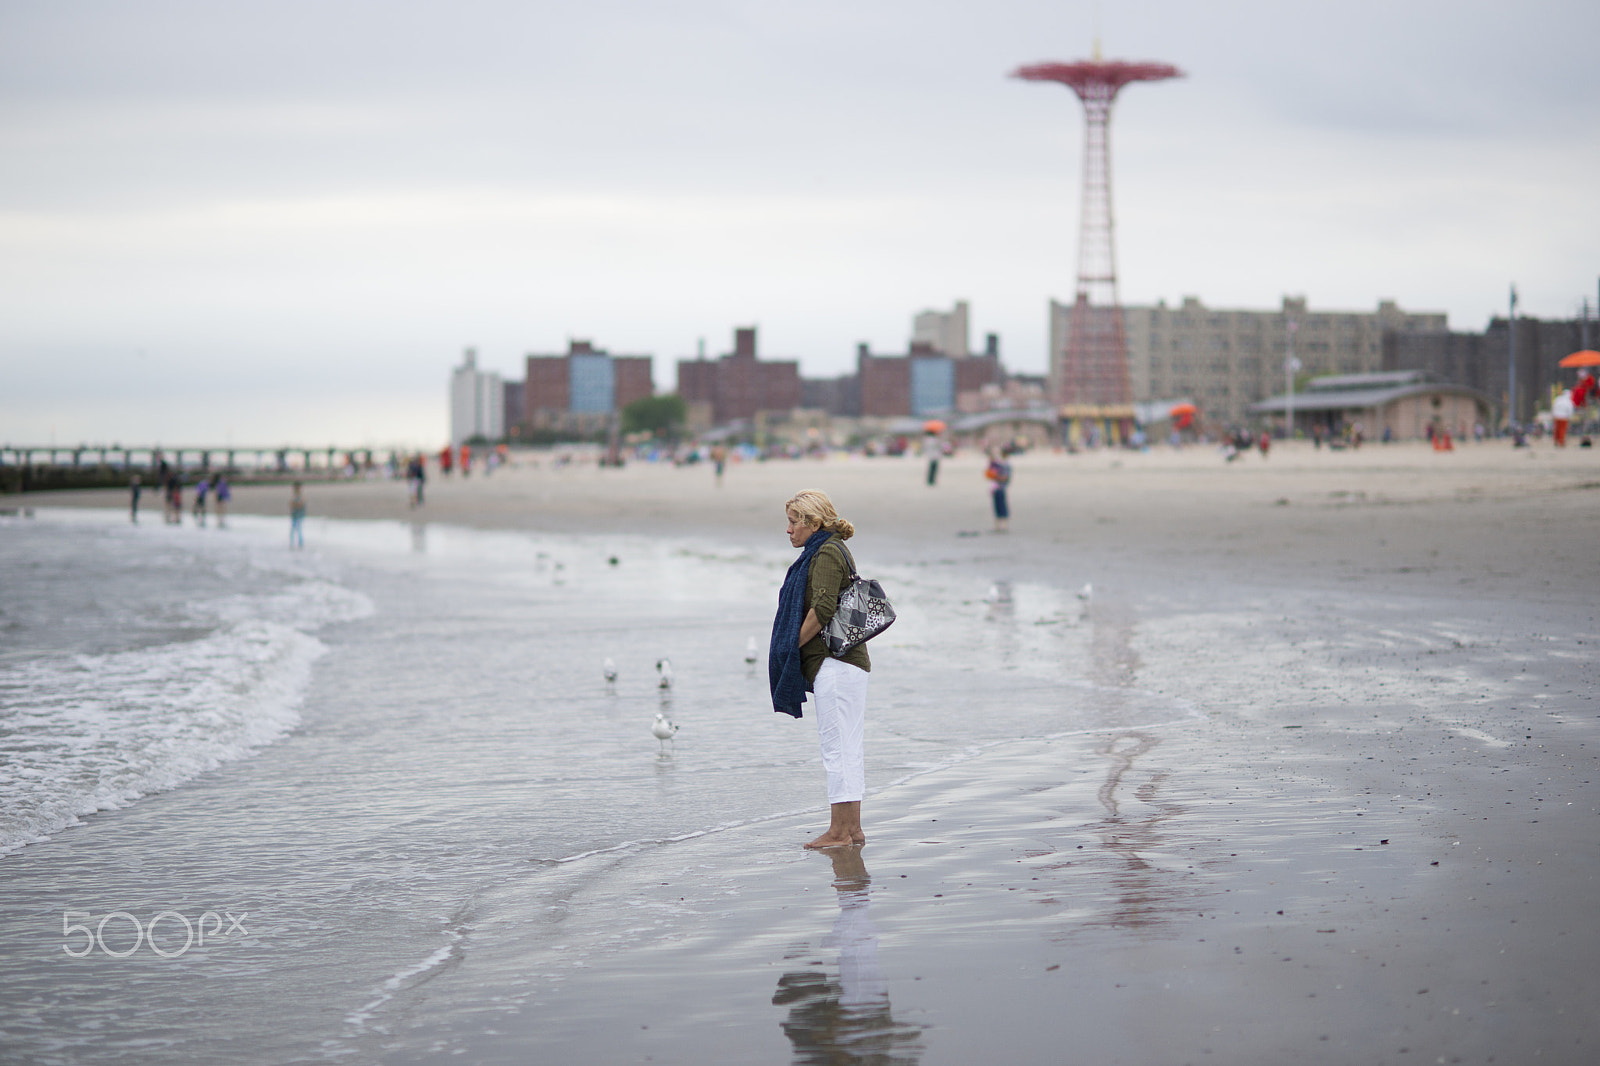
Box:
522;340;654;431
676;327;802;425
1385;315;1591;426
449;348;504;445
912;300;970;358
1051;295;1447;426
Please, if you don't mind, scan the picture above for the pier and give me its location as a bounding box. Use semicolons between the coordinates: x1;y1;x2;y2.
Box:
0;443;413;493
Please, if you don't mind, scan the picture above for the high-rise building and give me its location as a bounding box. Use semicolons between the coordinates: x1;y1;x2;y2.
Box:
912;301;970;358
523;340;654;431
450;348;504;444
1060;295;1447;426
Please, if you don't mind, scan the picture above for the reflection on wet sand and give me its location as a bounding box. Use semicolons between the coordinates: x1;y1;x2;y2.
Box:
1081;599;1191;927
1091;731;1186;930
773;849;923;1065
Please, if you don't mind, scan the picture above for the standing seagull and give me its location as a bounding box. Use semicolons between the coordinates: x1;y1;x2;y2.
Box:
1077;582;1093;602
603;657;618;688
652;712;679;752
656;658;673;691
744;636;759;668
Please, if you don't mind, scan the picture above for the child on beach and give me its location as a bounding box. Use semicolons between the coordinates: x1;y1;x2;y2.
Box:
289;482;306;549
214;476;230;525
985;450;1011;532
194;477;209;524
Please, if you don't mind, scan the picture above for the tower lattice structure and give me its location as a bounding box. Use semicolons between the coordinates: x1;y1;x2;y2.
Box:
1014;55;1182;407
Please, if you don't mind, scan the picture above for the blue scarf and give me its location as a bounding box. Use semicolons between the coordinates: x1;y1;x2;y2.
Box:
769;527;833;718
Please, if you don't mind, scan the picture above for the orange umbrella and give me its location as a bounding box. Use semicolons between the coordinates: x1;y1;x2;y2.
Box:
1558;350;1600;368
1168;402;1198;417
922;419;947;433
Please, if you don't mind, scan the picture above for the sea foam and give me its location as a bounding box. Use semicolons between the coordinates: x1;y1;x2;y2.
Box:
0;517;374;854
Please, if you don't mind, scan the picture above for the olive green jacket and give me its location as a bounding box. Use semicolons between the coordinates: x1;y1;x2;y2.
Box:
800;535;872;685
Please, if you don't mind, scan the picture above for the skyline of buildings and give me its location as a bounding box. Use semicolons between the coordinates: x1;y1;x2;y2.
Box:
454;292;1595;442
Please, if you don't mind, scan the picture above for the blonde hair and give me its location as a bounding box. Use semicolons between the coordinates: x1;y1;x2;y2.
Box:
785;489;855;540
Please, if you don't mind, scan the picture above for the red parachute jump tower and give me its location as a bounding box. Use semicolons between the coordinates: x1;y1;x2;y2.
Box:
1014;51;1182;412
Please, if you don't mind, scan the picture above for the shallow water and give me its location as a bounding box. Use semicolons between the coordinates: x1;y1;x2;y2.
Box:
0;508;1196;1064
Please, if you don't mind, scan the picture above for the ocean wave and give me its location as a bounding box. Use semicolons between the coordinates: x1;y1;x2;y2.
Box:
0;619;328;855
0;516;376;856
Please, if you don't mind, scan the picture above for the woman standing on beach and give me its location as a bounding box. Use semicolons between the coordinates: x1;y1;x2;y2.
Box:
770;490;872;850
289;482;306;549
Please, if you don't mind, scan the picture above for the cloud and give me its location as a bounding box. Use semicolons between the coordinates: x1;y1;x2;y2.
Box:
2;0;1596;444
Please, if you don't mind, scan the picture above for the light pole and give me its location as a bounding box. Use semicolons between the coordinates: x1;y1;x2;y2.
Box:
1284;318;1300;439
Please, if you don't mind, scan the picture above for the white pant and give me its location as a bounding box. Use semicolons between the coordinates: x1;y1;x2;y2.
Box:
813;658;868;804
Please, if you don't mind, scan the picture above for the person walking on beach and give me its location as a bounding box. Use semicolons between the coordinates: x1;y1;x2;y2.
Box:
289;481;306;549
214;476;230;526
407;454;426;507
922;431;941;486
985;449;1011;532
193;476;210;525
166;474;183;525
129;474;142;523
770;490;871;850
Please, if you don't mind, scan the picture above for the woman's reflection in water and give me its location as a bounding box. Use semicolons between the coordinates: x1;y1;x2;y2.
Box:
772;848;923;1065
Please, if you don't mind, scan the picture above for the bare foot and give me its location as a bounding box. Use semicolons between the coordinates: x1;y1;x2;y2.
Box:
851;831;866;845
804;831;856;849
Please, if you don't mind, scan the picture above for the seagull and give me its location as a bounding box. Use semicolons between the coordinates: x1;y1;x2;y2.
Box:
656;658;673;690
603;657;618;687
1077;582;1093;602
744;636;759;667
652;712;679;751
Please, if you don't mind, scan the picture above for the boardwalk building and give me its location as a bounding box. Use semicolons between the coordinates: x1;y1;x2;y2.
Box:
1250;370;1493;440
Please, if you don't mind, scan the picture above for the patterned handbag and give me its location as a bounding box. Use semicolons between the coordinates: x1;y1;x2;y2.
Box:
822;545;896;656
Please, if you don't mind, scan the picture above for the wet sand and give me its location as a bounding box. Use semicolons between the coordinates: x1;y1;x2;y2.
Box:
20;441;1600;1063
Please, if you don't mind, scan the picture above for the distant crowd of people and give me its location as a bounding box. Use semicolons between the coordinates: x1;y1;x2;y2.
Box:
130;460;231;527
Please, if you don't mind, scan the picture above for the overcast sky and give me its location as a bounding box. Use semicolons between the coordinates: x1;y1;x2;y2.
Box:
2;0;1596;446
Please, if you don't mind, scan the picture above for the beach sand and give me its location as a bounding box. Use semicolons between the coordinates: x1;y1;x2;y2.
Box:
19;441;1600;1063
